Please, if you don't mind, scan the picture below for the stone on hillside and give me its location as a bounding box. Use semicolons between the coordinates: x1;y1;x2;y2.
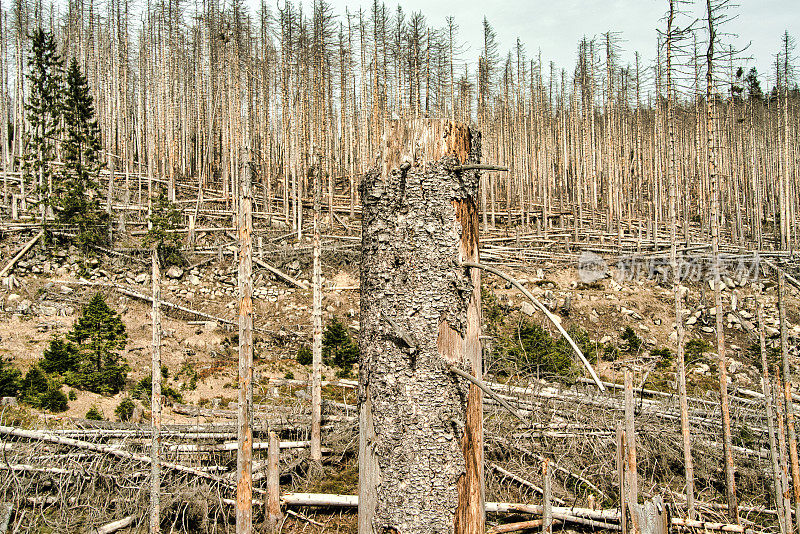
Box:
166;266;184;279
189;274;201;285
521;301;535;316
61;285;73;294
135;273;148;284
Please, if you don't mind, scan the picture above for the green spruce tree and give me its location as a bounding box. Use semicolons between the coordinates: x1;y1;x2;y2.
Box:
41;293;129;394
24;27;63;225
58;57;108;252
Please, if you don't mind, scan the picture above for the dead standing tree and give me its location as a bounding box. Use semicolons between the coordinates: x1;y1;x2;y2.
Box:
359;119;484;534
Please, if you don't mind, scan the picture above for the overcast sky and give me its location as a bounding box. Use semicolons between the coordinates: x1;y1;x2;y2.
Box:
252;0;798;89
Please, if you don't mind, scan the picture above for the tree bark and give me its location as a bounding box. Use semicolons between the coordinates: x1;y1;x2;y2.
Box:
359;119;483;534
150;247;161;534
311;162;323;466
236;160;254;534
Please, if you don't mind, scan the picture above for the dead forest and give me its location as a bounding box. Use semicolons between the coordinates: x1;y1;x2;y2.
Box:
0;0;799;533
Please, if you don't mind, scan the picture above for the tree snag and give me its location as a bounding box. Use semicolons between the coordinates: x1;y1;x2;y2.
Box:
359;119;484;534
236;161;254;533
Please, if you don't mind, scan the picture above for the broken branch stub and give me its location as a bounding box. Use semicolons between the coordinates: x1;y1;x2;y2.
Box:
359;119;484;534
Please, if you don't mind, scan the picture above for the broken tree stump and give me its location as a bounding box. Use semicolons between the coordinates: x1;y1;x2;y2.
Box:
359;119;483;534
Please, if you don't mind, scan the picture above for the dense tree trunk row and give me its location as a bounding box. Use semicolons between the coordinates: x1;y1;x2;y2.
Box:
0;1;796;251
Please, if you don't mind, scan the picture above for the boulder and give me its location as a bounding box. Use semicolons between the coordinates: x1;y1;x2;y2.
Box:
166;266;184;280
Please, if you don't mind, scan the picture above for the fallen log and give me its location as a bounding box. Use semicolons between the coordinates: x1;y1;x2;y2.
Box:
91;515;135;534
487;519;545;534
0;425;254;494
0;230;43;279
671;517;744;532
279;493;620;526
54;279;240;330
254;258;309;290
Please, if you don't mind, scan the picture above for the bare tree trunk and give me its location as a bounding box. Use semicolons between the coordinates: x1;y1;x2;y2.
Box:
150;247;161;534
542;460;553;534
779;272;800;532
236;160;254;534
760;301;788;534
624;368;640;534
267;430;282;532
359;119;483;534
311;161;323;466
706;0;738;522
666;1;695;517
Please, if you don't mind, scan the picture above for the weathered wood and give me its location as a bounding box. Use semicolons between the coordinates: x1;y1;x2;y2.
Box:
487;519;544;534
359;119;483;534
92;515;135;534
779;272;800;533
0;502;12;533
542;460;553;534
254;258;309;290
150;248;161;534
311;163;322;466
0;230;43;279
671;518;744;532
236;161;254;534
624;368;640;534
617;423;628;534
267;431;282;532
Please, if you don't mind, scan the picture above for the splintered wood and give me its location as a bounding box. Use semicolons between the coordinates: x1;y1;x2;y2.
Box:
360;120;483;534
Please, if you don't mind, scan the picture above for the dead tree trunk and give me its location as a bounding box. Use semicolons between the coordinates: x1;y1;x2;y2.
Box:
236;160;254;534
779;272;800;532
311;162;323;466
267;430;282;532
359;119;484;534
150;247;161;534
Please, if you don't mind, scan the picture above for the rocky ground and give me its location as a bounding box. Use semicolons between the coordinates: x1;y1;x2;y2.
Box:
1;230;798;424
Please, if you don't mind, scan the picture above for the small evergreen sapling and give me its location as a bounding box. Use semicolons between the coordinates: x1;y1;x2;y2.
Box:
40;293;129;394
322;318;359;378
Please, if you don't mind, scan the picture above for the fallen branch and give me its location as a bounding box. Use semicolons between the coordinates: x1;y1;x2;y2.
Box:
254;258;309;290
487;519;545;534
671;518;744;532
0;425;255;495
91;515;135;534
449;365;528;423
490;463;567;506
280;493;619;526
461;261;604;391
0;230;43;279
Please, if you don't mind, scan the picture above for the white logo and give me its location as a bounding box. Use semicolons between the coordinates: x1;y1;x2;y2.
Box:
577;251;608;283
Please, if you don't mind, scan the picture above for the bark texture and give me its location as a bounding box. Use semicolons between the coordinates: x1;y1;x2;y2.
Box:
359;119;483;534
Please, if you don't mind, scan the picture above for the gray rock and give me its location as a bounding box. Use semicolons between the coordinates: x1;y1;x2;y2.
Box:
166;266;184;279
60;285;73;294
16;299;31;314
189;274;201;286
135;273;148;284
521;301;536;316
